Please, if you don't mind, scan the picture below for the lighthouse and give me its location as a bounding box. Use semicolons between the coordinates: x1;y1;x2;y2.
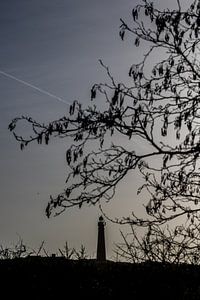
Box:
96;216;106;261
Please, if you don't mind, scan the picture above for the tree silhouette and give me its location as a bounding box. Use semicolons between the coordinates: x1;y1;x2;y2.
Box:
115;222;200;264
8;0;200;238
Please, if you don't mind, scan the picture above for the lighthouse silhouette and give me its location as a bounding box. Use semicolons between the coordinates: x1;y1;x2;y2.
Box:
96;216;106;261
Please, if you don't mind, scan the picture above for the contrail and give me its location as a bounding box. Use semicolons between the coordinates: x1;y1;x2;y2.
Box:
0;70;71;106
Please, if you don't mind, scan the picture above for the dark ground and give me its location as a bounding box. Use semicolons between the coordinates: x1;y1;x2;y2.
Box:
1;257;200;299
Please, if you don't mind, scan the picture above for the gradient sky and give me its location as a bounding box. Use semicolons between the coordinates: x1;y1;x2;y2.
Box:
0;0;181;258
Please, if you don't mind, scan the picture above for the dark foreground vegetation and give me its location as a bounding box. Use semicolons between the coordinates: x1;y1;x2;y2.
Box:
1;257;200;299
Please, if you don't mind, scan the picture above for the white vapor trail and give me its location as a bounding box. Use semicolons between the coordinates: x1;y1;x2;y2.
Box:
0;70;71;106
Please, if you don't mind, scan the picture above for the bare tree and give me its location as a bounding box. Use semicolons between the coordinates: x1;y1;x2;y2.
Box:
0;238;31;259
58;242;75;259
115;222;200;264
8;0;200;237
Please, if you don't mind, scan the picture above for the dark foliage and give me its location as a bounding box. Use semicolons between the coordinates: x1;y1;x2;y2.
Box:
1;257;200;299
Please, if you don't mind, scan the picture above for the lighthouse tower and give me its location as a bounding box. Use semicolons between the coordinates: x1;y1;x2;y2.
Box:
96;216;106;261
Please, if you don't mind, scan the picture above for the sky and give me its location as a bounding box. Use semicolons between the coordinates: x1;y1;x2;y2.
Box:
0;0;182;259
